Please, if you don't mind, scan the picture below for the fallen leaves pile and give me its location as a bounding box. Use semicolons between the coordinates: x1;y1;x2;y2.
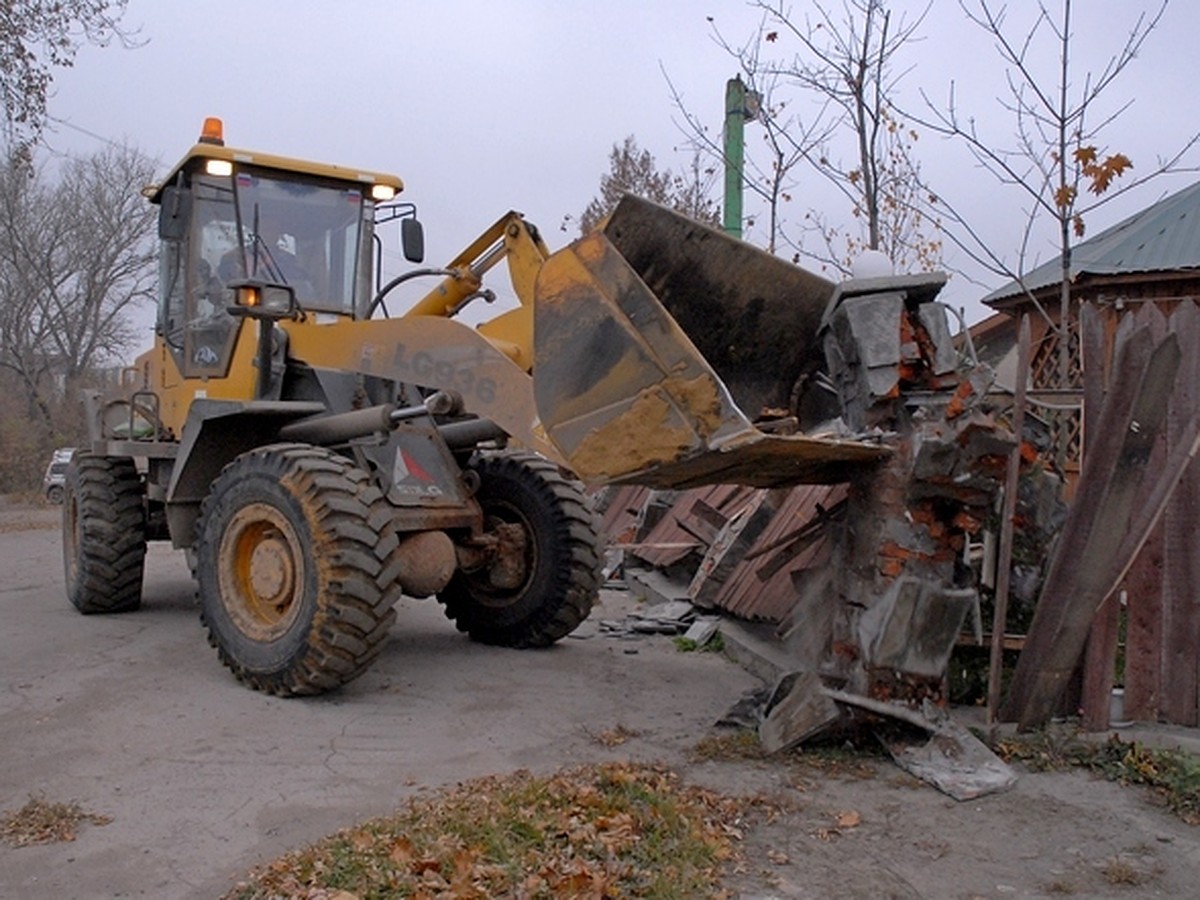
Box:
226;762;762;899
0;796;112;847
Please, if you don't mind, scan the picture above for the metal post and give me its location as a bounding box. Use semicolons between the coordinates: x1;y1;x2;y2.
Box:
723;77;747;238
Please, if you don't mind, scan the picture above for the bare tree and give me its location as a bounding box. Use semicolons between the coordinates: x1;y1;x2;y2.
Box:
0;0;138;160
0;142;156;429
916;0;1199;383
571;135;719;234
683;0;939;273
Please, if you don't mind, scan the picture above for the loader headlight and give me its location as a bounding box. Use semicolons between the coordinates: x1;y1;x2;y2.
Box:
371;184;396;201
226;279;298;320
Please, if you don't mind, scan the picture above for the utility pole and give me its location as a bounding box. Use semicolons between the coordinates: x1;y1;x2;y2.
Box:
722;75;760;239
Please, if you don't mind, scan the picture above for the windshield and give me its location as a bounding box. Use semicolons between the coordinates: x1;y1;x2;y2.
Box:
196;168;376;316
156;167;379;378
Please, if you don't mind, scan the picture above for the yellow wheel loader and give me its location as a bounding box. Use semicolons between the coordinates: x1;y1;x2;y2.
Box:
62;118;892;695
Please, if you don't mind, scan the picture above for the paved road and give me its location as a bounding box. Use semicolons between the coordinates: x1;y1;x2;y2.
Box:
0;508;756;898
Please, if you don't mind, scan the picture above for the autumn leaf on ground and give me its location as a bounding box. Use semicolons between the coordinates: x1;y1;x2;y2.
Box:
0;796;111;847
835;809;862;828
590;723;640;747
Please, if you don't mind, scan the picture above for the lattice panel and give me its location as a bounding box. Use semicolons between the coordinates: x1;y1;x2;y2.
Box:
1049;407;1082;469
1030;324;1082;390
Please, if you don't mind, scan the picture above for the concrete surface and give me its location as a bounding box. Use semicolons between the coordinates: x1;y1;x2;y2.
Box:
0;509;758;898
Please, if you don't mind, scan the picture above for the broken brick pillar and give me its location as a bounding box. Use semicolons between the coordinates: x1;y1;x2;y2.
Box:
784;272;1014;707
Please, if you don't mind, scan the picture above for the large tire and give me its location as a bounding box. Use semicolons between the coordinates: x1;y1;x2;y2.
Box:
439;451;601;647
194;443;398;696
62;455;147;614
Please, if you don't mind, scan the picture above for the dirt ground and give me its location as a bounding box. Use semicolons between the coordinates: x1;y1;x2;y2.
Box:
2;500;1199;899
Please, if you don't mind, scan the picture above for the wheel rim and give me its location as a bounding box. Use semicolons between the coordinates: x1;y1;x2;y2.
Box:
218;502;305;640
472;504;537;607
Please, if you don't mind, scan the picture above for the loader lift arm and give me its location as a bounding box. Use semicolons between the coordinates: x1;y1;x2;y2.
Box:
360;196;894;489
367;211;550;373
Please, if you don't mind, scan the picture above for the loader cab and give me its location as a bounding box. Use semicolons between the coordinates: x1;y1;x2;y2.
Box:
151;119;403;379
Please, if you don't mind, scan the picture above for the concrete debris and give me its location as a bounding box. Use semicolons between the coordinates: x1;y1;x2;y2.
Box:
857;577;977;678
623;566;692;608
633;600;695;625
759;671;842;754
597;619;646;639
716;685;771;729
726;671;1016;799
597;598;698;639
682;616;721;646
875;715;1018;801
628;618;685;635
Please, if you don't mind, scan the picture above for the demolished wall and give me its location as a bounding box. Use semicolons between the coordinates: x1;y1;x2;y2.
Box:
600;272;1059;716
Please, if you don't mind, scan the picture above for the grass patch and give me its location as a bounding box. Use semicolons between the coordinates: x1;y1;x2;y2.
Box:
673;634;725;653
226;762;758;899
0;795;112;847
996;732;1200;824
1101;857;1144;886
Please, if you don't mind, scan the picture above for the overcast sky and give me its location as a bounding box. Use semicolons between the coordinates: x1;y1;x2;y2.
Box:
40;0;1200;334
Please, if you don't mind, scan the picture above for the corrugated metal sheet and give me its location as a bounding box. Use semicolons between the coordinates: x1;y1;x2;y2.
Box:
705;484;844;623
597;485;650;544
598;482;844;623
624;485;755;569
985;179;1200;304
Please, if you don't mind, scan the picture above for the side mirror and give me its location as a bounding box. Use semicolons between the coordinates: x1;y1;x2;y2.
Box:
401;217;425;263
157;186;192;241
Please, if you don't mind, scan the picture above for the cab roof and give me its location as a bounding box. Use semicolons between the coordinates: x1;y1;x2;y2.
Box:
145;135;404;204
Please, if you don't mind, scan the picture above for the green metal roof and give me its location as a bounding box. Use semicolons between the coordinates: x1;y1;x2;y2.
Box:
984;179;1200;305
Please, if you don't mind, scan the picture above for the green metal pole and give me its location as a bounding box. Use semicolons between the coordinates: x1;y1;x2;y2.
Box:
723;76;746;239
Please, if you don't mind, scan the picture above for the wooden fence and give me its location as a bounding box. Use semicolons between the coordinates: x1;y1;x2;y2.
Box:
1078;300;1200;728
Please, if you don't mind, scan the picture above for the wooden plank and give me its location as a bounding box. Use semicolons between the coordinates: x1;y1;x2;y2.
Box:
1078;304;1118;730
1042;347;1200;727
961;632;1026;651
987;315;1031;724
1001;325;1154;722
1162;301;1200;725
1080;594;1120;730
1002;329;1182;728
1117;305;1169;724
1124;523;1164;721
1079;305;1165;729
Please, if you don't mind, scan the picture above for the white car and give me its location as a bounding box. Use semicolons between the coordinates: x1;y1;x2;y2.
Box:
42;448;75;504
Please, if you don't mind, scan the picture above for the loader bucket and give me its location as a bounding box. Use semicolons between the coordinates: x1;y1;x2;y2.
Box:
533;195;888;489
